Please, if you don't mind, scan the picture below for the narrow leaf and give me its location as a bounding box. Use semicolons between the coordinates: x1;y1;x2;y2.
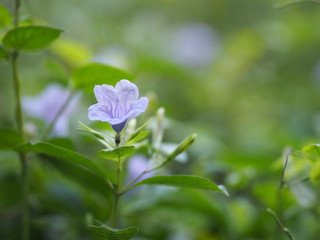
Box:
127;119;152;142
310;163;320;184
16;142;106;179
0;129;23;150
0;4;12;29
2;26;62;50
72;63;134;93
100;146;135;161
88;224;138;240
153;134;197;170
77;121;106;141
126;131;150;145
302;144;320;162
131;175;226;194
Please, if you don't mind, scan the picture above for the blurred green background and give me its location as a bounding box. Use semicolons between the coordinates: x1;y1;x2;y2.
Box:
1;0;320;239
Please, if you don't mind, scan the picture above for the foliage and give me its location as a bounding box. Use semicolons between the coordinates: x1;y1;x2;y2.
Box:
1;0;320;239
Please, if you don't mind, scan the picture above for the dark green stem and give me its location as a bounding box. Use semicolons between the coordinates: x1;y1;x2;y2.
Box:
12;51;23;135
267;208;296;240
110;150;122;228
12;1;30;239
41;90;75;140
14;0;21;27
20;153;29;240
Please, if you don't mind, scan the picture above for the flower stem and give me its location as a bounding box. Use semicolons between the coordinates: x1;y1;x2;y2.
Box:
110;150;122;228
267;208;296;240
12;1;30;239
41;90;75;140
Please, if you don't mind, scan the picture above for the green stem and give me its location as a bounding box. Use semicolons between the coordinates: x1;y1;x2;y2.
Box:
267;208;296;240
41;90;75;140
12;1;30;239
122;170;147;191
14;0;21;27
110;193;119;228
12;52;23;136
20;153;29;240
110;147;122;228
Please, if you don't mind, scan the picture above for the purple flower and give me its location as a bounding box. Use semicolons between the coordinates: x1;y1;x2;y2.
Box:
88;79;148;133
127;155;154;183
22;84;80;136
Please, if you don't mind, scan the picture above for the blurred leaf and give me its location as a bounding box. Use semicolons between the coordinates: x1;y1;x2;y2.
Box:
153;134;197;170
302;144;320;162
0;129;23;150
50;38;92;67
126;119;152;144
100;146;135;162
2;26;62;50
310;163;320;185
78;121;106;141
40;154;112;198
16;142;106;180
0;45;9;60
47;137;75;150
131;175;226;194
88;224;138;240
72;63;134;93
0;4;12;29
126;131;150;145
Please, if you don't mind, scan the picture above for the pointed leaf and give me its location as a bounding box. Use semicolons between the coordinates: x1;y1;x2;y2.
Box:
127;119;152;143
0;5;12;29
2;26;62;50
100;146;135;161
16;142;106;179
310;163;320;185
0;129;23;150
302;144;320;162
88;224;138;240
77;121;106;141
126;131;150;145
72;63;134;93
152;134;197;170
131;175;226;194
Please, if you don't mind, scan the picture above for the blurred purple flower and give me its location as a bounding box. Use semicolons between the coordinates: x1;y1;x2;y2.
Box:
127;155;153;183
88;79;148;133
171;24;220;67
22;84;80;136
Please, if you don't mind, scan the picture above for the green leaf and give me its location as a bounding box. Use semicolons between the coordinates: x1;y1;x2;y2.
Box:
126;119;152;144
131;175;226;194
100;146;135;161
16;142;106;179
2;26;62;50
152;134;197;170
72;63;134;93
47;137;75;150
77;121;106;141
0;45;9;60
0;5;12;29
88;224;138;240
310;163;320;185
302;144;320;162
126;131;150;145
0;129;23;150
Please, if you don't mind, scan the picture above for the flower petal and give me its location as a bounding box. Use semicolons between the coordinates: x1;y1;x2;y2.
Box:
88;103;127;125
126;97;149;119
88;103;111;121
94;84;118;105
115;79;139;113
